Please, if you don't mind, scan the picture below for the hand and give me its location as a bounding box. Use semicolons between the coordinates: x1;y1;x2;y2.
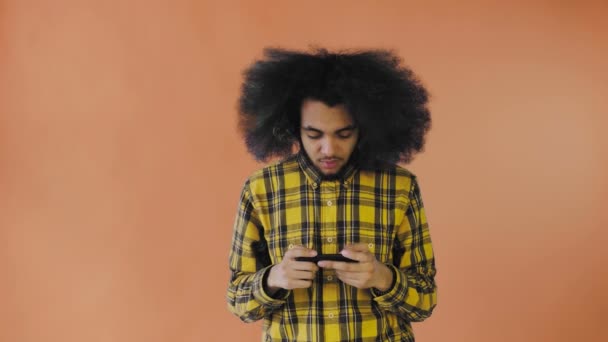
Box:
318;243;393;290
266;246;319;292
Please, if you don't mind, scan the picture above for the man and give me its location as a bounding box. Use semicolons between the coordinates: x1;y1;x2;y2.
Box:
227;48;437;342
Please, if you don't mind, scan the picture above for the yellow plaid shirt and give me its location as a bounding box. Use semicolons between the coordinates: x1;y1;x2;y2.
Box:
227;152;437;342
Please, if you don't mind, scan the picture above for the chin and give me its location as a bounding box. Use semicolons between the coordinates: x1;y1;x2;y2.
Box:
319;168;338;176
320;170;341;180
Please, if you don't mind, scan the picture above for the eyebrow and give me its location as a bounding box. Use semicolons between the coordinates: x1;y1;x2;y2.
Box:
302;125;357;134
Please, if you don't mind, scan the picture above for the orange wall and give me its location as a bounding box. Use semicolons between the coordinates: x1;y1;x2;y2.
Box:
1;1;607;341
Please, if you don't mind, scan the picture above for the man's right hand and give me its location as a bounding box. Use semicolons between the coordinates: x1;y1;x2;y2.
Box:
266;246;319;293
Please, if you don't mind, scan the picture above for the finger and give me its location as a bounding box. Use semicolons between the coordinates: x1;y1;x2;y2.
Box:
317;260;333;269
292;262;319;272
336;272;357;285
336;271;368;287
340;249;374;263
292;270;317;280
336;271;352;281
336;270;368;279
285;246;318;259
290;279;313;289
318;261;358;271
332;260;374;274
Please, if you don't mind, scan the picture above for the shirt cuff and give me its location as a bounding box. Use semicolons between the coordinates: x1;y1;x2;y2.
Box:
253;265;291;307
371;264;409;307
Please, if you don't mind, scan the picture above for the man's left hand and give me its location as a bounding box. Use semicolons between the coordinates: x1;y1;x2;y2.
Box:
317;243;393;291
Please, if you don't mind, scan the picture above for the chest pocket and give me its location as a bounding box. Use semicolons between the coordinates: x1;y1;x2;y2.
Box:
353;225;395;264
354;185;410;264
345;201;403;264
266;222;316;263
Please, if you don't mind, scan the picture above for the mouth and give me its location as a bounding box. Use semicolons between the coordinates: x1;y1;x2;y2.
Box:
319;158;340;170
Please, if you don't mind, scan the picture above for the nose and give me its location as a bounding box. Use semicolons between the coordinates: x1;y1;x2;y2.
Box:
320;137;336;156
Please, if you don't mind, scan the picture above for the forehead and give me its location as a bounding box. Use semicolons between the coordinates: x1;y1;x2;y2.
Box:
300;99;354;129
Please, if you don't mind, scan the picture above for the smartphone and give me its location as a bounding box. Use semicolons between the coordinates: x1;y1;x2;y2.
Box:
295;254;358;263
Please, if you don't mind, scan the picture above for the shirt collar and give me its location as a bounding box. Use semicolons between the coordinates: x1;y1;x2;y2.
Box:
296;151;358;189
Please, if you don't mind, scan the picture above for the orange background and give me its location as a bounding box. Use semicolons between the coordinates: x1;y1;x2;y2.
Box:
1;1;607;341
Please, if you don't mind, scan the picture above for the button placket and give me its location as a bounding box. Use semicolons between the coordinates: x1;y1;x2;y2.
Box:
320;181;338;255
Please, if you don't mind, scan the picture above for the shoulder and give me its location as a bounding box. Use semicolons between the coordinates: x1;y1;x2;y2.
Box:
357;164;421;198
360;163;418;183
393;164;416;179
243;155;300;193
395;165;421;194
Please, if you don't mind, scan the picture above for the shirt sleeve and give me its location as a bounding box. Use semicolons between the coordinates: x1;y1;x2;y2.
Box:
226;181;290;322
372;176;438;322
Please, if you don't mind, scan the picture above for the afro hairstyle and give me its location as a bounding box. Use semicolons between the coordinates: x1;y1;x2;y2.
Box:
237;47;431;170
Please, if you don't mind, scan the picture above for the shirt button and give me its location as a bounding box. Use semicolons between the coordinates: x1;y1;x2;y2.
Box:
327;275;333;281
288;244;294;249
368;243;374;249
312;182;318;189
327;200;333;206
327;237;333;243
328;313;335;318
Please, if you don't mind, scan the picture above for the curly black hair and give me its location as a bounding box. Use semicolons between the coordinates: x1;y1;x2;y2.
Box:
238;47;431;169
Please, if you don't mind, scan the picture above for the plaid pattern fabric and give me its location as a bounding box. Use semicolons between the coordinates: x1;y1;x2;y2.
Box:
227;152;437;342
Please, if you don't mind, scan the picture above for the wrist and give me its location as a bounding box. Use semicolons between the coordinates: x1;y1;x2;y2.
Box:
373;263;395;292
264;266;281;295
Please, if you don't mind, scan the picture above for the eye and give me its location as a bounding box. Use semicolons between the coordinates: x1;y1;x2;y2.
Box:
337;131;354;139
303;129;323;139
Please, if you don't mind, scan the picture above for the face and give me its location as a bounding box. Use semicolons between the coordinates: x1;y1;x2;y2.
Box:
300;99;359;176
